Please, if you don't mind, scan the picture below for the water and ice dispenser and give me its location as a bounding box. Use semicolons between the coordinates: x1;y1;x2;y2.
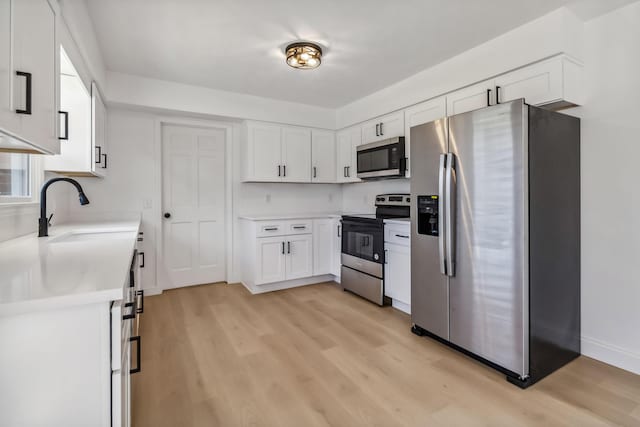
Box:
417;195;439;236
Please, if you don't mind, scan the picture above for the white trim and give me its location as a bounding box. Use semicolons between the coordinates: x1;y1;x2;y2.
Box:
241;275;336;295
153;116;234;292
581;335;640;375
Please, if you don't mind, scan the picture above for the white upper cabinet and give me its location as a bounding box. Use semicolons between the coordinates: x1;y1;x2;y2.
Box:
281;126;311;182
243;121;282;181
446;80;495;116
243;121;326;183
336;125;361;183
91;82;108;175
361;111;404;144
494;55;583;108
311;129;336;183
0;0;59;154
403;96;447;178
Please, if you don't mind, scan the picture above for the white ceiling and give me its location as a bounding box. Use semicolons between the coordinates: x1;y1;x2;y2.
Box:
85;0;622;108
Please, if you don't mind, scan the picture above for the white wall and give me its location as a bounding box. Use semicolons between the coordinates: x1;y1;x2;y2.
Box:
564;1;640;374
336;7;583;128
107;71;337;130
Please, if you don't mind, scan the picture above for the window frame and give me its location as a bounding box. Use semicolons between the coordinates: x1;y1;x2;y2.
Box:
0;154;43;205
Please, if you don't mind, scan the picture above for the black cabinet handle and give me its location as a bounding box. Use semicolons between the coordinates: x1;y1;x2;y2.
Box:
264;227;278;231
495;86;501;104
313;166;317;178
95;146;102;164
281;241;285;254
101;153;108;169
375;123;379;137
136;290;144;314
287;241;291;254
58;111;69;140
130;336;141;374
123;302;135;320
293;225;306;230
346;166;350;177
486;88;492;106
139;251;145;268
380;122;384;136
278;165;281;177
337;224;341;237
283;165;286;177
343;166;347;178
15;71;32;115
395;234;410;239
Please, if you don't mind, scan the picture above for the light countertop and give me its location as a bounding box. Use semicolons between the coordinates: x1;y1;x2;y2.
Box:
239;212;367;221
0;220;141;316
384;218;411;225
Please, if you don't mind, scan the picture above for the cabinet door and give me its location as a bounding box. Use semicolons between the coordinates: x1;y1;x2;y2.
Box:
384;242;411;306
91;82;108;176
311;129;336;183
362;111;405;144
285;234;313;280
495;57;563;106
446;80;495;116
336;125;360;183
245;122;282;181
331;218;342;277
12;0;58;154
404;97;446;178
313;219;332;275
281;126;311;182
255;237;286;285
0;0;19;136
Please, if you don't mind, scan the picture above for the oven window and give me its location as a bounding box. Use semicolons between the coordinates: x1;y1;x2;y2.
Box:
358;148;389;173
342;222;383;263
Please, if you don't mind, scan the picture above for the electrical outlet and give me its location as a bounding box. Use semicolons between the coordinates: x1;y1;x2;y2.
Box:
328;194;333;202
265;194;271;203
143;198;152;209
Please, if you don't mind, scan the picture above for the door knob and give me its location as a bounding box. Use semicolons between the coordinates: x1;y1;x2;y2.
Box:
164;213;171;218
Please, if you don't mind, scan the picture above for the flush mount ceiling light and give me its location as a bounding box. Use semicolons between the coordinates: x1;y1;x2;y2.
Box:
285;42;322;70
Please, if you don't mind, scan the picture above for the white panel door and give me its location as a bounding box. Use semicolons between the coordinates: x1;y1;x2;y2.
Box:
246;122;281;181
384;242;411;306
282;126;311;182
12;0;58;153
255;236;286;285
446;80;495;116
313;219;332;275
311;129;336;183
162;124;227;288
331;218;342;277
404;96;446;178
285;234;313;280
0;0;19;136
495;57;563;106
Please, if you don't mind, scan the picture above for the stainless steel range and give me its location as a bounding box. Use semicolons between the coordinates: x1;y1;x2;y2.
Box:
341;194;409;305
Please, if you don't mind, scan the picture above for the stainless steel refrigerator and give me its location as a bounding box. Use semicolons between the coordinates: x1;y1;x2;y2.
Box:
410;99;580;388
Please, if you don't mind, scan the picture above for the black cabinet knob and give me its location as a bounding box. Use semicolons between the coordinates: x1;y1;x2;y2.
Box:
164;213;171;218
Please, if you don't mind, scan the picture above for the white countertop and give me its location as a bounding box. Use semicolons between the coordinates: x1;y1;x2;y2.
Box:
384;218;411;225
0;220;141;316
238;212;367;221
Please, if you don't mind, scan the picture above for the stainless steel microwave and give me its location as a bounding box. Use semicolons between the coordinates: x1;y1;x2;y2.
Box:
356;137;406;179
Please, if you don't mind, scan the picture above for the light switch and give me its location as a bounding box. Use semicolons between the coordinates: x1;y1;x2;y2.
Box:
143;198;152;209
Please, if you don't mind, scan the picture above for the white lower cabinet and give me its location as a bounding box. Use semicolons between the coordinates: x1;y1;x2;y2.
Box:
384;221;411;314
313;219;333;275
253;226;313;285
256;236;287;284
285;234;313;280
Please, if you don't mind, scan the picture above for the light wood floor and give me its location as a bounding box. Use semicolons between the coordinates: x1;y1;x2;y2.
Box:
132;282;640;427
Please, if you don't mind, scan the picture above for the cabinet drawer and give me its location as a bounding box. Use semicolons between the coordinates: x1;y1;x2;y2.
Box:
284;219;313;235
256;221;287;237
385;224;411;246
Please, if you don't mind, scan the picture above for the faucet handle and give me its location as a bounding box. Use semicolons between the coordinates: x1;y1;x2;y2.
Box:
47;213;54;226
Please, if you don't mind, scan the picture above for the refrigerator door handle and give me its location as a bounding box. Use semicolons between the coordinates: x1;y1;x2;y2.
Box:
445;153;457;277
438;153;447;275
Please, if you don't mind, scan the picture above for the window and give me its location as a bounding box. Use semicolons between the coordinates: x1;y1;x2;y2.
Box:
0;152;34;202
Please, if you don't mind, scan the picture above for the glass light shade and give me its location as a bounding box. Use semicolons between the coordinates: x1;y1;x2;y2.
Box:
285;42;322;69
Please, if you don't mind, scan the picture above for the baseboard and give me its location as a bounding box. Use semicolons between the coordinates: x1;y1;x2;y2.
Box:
143;287;163;296
241;275;336;295
581;335;640;375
